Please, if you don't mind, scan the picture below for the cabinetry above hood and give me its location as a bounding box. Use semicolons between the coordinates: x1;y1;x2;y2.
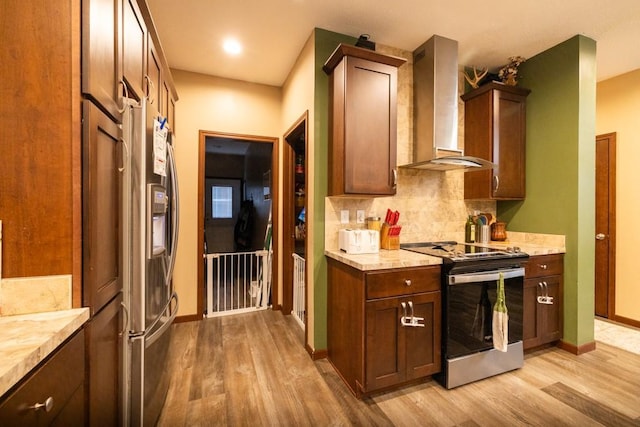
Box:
400;35;494;172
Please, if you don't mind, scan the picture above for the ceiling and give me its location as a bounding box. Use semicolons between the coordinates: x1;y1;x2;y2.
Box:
147;0;640;87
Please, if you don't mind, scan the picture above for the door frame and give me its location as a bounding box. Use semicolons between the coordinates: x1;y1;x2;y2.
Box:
283;112;308;338
197;130;279;318
595;132;616;320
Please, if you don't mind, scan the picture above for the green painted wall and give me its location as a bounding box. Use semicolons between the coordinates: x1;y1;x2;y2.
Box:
312;29;357;350
498;35;597;347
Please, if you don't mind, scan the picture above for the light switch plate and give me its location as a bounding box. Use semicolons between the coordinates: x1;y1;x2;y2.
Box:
340;210;349;224
356;210;365;224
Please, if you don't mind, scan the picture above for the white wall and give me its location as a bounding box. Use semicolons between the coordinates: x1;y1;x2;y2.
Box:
171;70;282;317
596;68;640;323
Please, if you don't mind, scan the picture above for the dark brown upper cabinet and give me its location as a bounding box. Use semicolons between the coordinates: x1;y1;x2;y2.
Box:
324;44;406;196
122;0;147;101
463;82;530;200
82;0;120;121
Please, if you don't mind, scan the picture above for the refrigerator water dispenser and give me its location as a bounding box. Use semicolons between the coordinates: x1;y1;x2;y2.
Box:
148;184;168;258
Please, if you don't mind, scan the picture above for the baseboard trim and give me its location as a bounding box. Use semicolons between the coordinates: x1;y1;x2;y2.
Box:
609;314;640;330
175;314;201;323
558;339;596;355
306;344;328;360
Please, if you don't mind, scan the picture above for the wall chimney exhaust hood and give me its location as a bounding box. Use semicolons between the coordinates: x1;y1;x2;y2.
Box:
401;35;494;171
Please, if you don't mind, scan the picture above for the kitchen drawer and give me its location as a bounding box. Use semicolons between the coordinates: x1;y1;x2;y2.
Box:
366;266;440;300
0;329;85;426
525;254;563;278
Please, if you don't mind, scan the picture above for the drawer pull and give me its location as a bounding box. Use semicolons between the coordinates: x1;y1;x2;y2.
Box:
539;264;548;270
404;279;412;287
30;396;54;413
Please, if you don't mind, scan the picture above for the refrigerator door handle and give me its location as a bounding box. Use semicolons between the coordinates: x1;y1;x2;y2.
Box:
145;292;179;347
166;142;180;287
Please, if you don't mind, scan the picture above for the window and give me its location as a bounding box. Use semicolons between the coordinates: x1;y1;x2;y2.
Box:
212;186;232;218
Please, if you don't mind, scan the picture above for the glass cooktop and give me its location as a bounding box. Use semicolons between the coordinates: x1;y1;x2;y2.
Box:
400;241;527;262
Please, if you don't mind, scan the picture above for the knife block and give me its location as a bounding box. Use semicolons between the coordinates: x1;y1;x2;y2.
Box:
380;223;400;250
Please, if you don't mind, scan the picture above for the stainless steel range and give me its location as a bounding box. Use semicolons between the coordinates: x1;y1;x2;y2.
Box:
401;241;529;389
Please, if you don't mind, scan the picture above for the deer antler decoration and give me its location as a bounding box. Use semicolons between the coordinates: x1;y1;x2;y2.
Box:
463;67;488;89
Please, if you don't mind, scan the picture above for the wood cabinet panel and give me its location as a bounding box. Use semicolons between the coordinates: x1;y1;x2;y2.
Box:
122;0;146;100
82;101;122;315
365;298;405;390
168;94;176;134
0;0;79;280
0;330;85;425
404;292;441;380
82;0;120;120
366;266;440;299
463;82;530;200
325;44;406;196
85;294;122;426
525;253;564;277
146;35;162;115
365;291;441;391
523;254;563;350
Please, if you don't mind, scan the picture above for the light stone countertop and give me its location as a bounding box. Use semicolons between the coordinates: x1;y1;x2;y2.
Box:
325;249;443;271
472;241;566;256
325;232;565;272
0;308;90;397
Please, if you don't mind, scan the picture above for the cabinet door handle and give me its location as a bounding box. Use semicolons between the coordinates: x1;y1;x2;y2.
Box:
117;79;129;114
596;233;606;240
145;75;156;104
536;281;554;305
117;137;130;173
392;168;398;190
29;396;54;412
493;175;500;193
543;282;554;304
400;301;425;327
119;301;130;337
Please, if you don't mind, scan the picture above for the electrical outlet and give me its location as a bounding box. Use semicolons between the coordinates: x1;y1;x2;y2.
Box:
340;210;349;224
356;210;365;224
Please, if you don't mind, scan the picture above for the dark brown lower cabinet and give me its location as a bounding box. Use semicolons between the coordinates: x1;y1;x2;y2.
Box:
0;330;85;425
328;259;441;397
523;254;563;350
365;291;440;392
85;293;122;426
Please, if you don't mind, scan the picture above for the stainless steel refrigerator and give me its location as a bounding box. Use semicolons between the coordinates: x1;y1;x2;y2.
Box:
121;97;179;426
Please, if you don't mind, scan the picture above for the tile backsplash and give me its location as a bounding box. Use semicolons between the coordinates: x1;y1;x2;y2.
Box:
324;44;495;251
325;170;495;250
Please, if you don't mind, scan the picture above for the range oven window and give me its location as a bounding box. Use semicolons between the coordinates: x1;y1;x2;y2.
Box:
445;268;524;359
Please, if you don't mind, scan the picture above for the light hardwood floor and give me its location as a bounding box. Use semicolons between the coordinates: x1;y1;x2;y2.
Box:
158;309;640;426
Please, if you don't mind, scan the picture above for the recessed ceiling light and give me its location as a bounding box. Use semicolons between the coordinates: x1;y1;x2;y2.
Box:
223;38;242;56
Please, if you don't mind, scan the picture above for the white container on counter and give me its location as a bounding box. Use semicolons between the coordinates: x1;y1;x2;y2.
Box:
339;229;380;254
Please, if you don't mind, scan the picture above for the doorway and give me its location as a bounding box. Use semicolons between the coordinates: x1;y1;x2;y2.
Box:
283;112;308;332
198;131;279;317
595;132;616;319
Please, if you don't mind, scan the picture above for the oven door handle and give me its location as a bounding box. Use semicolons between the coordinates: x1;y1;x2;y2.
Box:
448;267;525;285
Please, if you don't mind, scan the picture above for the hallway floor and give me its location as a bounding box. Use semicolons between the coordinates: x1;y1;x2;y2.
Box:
594;317;640;355
158;310;640;426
